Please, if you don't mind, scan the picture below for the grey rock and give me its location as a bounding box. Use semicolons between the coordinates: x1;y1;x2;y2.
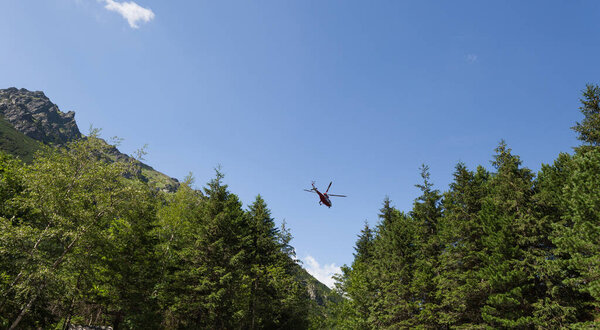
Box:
0;87;180;192
0;87;82;145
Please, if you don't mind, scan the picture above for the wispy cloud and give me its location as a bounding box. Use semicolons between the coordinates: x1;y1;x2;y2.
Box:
303;255;341;289
466;54;478;63
103;0;154;29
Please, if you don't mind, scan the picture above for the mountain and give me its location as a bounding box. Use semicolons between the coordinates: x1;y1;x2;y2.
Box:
0;87;179;192
0;88;80;144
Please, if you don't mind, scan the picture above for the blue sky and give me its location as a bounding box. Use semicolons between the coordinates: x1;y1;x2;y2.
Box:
2;1;599;287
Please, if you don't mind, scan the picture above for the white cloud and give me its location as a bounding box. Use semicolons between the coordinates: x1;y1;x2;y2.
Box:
466;54;478;62
103;0;154;29
302;255;341;289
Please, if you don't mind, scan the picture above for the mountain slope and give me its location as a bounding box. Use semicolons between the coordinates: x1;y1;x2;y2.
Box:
0;87;179;191
0;115;42;163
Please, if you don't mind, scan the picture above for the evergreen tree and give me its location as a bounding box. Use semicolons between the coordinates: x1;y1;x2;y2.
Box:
572;84;600;146
247;195;308;329
478;141;537;328
436;163;489;327
274;221;311;330
172;169;251;328
354;221;374;265
546;149;600;326
531;152;589;327
410;164;443;327
154;176;206;328
369;199;419;328
330;221;376;329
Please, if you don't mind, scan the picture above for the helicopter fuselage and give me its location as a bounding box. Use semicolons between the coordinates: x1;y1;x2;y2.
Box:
314;189;332;207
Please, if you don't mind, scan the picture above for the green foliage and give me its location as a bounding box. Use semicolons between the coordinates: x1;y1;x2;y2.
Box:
546;148;600;325
436;163;489;327
152;172;313;329
0;133;162;328
0;134;317;329
572;84;600;146
327;84;600;329
411;165;443;327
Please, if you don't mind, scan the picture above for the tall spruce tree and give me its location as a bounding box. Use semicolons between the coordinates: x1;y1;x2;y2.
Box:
246;195;309;329
572;84;600;147
190;169;250;328
247;195;277;329
271;220;311;330
478;141;537;328
369;199;419;328
154;176;206;328
532;152;590;327
331;221;376;329
436;163;489;327
543;86;600;325
410;164;443;327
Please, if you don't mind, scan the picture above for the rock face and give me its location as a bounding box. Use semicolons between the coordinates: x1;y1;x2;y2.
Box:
0;87;81;145
0;87;179;192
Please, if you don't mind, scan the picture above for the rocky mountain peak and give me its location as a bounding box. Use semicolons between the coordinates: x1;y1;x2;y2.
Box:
0;87;81;145
0;87;180;192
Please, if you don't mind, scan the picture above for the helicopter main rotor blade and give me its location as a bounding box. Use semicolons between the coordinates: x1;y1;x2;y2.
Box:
304;189;317;194
326;181;332;193
328;194;347;197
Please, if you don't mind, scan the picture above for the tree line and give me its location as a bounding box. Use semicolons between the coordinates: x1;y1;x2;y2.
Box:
321;85;600;328
0;132;317;329
1;84;599;329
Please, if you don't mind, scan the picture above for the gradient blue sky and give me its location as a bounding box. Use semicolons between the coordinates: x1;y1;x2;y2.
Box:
2;1;599;287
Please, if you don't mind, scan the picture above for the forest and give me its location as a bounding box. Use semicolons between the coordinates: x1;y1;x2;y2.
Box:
0;84;599;329
0;130;325;329
319;85;600;329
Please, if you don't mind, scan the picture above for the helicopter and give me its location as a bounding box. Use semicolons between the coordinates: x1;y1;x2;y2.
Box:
304;181;347;208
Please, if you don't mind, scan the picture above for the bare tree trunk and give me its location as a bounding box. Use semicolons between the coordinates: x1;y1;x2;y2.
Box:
93;307;102;326
62;296;75;330
62;271;83;330
9;286;40;330
112;311;123;330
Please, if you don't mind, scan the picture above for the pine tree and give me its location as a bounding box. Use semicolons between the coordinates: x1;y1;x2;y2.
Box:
410;164;443;327
478;141;537;328
270;220;310;329
572;84;600;147
246;195;297;329
436;163;489;327
531;152;589;327
546;149;600;326
369;199;419;328
154;176;206;328
532;85;600;326
330;221;376;329
354;221;374;264
186;169;251;328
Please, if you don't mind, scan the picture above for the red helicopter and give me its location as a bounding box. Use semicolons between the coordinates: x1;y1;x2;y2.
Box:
304;181;347;208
